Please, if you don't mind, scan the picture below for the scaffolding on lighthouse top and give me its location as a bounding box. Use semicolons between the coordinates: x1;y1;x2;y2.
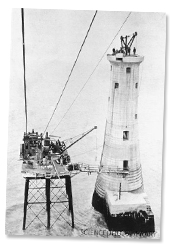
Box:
107;32;144;64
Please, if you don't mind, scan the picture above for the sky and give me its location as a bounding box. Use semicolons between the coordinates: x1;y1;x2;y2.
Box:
9;7;165;192
9;9;165;168
10;9;166;135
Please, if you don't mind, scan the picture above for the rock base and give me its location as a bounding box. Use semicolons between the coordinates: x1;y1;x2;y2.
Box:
92;190;155;234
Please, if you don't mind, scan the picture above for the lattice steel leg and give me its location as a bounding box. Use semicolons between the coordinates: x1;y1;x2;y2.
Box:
22;178;29;230
66;176;74;228
46;179;51;229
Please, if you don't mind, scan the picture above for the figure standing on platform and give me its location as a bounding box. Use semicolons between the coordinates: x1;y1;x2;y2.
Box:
133;47;136;55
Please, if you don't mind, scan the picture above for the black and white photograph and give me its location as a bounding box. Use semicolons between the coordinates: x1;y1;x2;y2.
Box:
5;8;165;240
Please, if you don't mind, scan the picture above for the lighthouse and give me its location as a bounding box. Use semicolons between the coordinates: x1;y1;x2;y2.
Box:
92;33;155;233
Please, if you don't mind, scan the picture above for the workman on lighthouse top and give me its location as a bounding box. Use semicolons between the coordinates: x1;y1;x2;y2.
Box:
133;47;136;55
107;32;143;63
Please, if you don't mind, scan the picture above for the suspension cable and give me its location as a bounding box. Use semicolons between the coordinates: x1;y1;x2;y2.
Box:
21;8;28;133
43;10;98;135
51;12;132;134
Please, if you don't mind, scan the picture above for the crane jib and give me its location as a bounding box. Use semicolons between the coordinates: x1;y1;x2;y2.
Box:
61;126;97;154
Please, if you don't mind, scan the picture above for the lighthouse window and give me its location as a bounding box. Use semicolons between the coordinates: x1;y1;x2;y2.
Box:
135;82;138;88
135;114;137;119
115;82;119;88
123;160;129;171
123;131;129;140
126;67;131;73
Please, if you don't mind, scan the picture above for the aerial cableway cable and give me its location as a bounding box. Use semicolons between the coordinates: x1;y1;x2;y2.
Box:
21;8;28;133
43;10;98;135
51;12;132;135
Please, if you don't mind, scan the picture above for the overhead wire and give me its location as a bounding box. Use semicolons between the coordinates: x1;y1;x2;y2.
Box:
51;11;132;135
21;8;28;133
43;10;98;135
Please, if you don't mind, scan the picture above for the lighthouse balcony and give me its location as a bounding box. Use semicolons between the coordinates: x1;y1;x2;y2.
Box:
107;53;144;64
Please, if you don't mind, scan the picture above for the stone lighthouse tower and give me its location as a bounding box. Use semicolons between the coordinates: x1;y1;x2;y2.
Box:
92;33;155;233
